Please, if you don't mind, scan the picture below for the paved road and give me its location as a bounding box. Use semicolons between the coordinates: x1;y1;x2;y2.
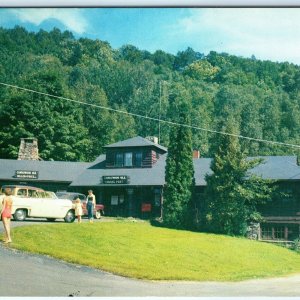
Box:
1;219;300;296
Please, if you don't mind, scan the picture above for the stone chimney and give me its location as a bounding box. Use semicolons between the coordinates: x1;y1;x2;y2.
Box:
146;136;159;144
18;138;39;160
193;150;200;159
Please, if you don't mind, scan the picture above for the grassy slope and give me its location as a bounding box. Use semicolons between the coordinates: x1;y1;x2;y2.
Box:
6;220;300;281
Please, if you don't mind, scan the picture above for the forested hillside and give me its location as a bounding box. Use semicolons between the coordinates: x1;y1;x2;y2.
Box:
0;26;300;161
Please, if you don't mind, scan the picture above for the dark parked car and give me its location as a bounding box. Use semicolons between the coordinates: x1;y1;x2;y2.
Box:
56;192;104;219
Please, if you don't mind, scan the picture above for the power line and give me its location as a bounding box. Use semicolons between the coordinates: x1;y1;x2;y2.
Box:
1;81;300;149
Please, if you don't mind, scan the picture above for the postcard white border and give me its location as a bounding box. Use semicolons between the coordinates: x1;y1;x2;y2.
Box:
0;0;300;7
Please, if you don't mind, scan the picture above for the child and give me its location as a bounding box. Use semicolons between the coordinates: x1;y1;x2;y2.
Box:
73;198;83;223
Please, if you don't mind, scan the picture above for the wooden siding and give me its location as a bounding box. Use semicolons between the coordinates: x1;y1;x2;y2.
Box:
142;150;157;167
258;182;300;217
264;216;300;224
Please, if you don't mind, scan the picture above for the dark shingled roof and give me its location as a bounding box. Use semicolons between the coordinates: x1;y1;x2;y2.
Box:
1;156;299;187
248;156;300;180
104;136;167;153
70;154;167;187
70;155;300;187
0;159;91;182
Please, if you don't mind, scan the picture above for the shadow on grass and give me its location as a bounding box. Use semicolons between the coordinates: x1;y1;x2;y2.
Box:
150;217;165;228
150;217;215;235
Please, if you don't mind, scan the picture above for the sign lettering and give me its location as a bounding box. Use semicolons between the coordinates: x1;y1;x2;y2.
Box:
15;170;39;179
102;175;129;184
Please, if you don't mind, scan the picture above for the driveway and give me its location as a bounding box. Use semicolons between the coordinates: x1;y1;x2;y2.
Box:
1;219;300;297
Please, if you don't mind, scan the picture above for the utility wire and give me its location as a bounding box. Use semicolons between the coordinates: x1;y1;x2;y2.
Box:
1;81;300;149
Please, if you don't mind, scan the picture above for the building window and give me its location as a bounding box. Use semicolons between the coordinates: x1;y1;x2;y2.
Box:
261;225;287;240
116;153;123;167
135;152;142;167
261;226;273;240
154;188;161;206
111;195;119;205
125;152;133;167
274;226;285;240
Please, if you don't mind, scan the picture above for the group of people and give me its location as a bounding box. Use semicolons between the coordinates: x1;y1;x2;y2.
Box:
1;189;97;244
73;189;96;223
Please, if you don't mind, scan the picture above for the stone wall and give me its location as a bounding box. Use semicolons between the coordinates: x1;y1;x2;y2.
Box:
246;222;261;240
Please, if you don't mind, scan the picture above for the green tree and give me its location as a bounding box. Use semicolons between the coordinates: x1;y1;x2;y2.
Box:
0;59;92;161
173;47;203;70
183;60;220;81
203;117;274;235
118;44;143;64
163;94;195;229
151;50;175;69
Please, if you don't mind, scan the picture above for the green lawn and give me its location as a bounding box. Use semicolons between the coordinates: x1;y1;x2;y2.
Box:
5;220;300;281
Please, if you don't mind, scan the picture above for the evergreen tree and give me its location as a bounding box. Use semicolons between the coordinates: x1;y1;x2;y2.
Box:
203;116;274;235
163;97;195;229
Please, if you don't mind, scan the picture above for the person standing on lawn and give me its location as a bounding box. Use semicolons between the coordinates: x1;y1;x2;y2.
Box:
1;188;13;243
73;198;83;223
86;190;96;223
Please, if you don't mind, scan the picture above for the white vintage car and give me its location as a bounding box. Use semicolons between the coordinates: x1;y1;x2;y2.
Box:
0;185;75;223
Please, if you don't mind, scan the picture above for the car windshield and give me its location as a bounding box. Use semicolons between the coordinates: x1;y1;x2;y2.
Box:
56;193;71;199
56;192;86;201
45;191;58;199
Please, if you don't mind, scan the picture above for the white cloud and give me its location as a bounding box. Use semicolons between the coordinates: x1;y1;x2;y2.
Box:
176;8;300;64
10;8;88;34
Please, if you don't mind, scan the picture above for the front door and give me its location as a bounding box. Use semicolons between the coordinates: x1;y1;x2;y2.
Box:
110;194;126;216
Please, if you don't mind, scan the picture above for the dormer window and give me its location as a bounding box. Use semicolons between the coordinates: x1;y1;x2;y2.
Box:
116;153;123;167
135;152;142;167
105;136;167;169
124;152;133;167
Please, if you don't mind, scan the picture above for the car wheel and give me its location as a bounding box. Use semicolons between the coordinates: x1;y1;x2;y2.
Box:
14;209;27;221
46;218;56;222
64;210;75;223
95;210;101;219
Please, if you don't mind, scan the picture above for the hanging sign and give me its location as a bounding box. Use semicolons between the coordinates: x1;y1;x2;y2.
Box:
15;170;39;179
102;175;128;184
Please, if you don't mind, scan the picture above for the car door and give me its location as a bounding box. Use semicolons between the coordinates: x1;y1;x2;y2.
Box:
27;189;46;217
14;188;30;213
42;193;67;218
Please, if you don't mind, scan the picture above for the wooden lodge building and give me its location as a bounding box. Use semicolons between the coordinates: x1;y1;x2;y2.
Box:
1;136;300;241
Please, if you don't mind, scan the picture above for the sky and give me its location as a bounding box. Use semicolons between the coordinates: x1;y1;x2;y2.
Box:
1;8;300;65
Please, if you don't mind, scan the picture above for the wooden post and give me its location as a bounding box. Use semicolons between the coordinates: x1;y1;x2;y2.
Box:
258;223;261;240
284;226;288;240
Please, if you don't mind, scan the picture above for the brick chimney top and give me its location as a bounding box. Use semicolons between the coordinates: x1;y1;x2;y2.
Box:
193;150;200;159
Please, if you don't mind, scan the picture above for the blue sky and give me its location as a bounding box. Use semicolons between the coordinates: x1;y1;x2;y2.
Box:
1;8;300;64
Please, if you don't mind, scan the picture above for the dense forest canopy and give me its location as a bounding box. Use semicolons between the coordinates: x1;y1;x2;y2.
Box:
0;26;300;161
